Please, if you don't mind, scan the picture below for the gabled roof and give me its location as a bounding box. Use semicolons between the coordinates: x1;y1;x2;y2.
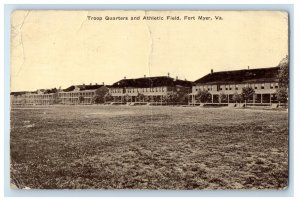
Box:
62;84;105;92
111;76;192;88
11;91;40;96
194;67;280;85
10;91;28;96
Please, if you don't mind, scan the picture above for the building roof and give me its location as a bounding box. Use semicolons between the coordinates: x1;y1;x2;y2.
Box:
62;84;105;92
10;91;29;96
194;67;280;85
111;76;192;88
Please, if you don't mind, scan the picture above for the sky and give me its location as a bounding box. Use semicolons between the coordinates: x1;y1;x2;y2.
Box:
10;10;288;91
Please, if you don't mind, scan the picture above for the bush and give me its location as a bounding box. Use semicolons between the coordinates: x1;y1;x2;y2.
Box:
195;90;212;103
241;86;255;103
218;92;227;103
232;92;242;103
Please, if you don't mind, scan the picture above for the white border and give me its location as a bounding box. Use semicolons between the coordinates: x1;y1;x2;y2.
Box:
1;0;299;200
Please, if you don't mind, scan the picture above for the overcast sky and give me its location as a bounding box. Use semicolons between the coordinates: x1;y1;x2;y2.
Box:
11;11;288;91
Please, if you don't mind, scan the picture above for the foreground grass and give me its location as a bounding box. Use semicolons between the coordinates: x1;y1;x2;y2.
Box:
10;105;288;189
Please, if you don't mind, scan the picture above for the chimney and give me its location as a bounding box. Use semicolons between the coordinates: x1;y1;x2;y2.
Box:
90;83;92;85
176;76;178;80
124;76;126;79
95;83;98;85
248;66;250;70
144;75;146;78
83;83;85;86
167;72;170;77
102;82;105;86
211;69;213;74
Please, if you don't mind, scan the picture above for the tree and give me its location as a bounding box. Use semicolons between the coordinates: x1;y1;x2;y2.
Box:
177;93;189;104
136;92;145;102
167;93;177;104
161;95;169;103
78;95;85;104
241;86;255;104
94;87;109;104
218;92;227;103
232;92;242;103
53;93;62;104
124;94;131;103
162;93;177;104
278;55;289;89
195;89;212;103
92;95;102;104
104;93;114;102
164;90;190;105
277;55;289;103
277;88;288;103
144;96;150;102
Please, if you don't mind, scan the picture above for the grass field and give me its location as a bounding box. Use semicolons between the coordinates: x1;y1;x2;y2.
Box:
10;105;289;189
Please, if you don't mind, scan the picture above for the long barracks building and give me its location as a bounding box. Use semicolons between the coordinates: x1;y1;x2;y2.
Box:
109;75;192;104
10;84;109;106
10;89;58;105
58;83;109;105
189;67;280;105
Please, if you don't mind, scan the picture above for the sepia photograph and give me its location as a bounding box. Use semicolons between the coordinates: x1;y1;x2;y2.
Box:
10;10;289;190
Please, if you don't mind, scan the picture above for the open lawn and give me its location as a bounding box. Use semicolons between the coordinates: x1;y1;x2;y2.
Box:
10;105;289;189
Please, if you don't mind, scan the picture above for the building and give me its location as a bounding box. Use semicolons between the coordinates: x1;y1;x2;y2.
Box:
109;75;192;104
10;89;58;105
10;92;27;105
189;67;280;105
58;83;109;105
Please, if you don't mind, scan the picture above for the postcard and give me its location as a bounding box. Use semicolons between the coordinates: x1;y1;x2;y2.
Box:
10;10;289;189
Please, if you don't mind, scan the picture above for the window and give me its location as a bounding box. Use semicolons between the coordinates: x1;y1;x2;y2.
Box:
270;83;274;89
261;83;265;89
254;84;258;89
275;83;279;89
